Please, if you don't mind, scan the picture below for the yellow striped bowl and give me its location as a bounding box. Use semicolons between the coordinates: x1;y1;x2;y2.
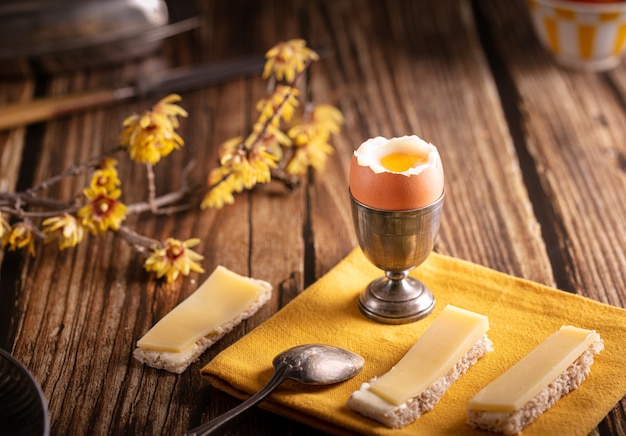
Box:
527;0;626;71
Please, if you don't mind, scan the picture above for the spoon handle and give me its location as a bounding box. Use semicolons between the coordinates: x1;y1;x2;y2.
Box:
184;363;292;436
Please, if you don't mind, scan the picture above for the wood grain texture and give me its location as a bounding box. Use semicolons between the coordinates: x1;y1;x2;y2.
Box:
0;78;33;268
309;0;555;285
477;1;626;432
1;0;624;435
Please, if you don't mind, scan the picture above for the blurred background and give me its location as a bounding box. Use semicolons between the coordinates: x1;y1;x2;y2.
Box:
0;0;200;77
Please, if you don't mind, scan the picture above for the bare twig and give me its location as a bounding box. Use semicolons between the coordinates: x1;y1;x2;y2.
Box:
270;168;301;190
146;162;157;212
116;225;159;254
26;146;122;195
126;188;198;215
0;192;79;212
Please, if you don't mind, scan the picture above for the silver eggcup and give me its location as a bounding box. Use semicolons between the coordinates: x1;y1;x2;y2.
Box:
350;192;444;324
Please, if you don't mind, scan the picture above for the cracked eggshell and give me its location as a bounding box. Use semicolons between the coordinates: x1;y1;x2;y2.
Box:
349;135;444;210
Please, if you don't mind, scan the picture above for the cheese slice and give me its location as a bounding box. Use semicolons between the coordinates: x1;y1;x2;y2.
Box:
468;326;600;413
369;305;489;406
136;266;267;353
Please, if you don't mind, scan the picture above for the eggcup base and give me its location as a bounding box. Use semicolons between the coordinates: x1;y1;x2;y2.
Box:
358;274;435;324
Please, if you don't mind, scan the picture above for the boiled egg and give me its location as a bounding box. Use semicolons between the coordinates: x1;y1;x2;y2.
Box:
349;135;444;210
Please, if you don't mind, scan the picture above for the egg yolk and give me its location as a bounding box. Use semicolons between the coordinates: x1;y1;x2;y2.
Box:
380;152;429;172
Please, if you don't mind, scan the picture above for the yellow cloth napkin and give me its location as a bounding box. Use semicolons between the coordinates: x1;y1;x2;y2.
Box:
201;248;626;435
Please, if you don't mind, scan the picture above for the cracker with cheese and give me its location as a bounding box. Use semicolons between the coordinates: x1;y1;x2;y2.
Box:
347;305;493;428
467;325;603;435
133;266;272;374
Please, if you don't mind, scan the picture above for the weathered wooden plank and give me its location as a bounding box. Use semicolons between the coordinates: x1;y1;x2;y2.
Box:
0;80;32;187
3;62;210;436
5;0;624;435
477;0;626;303
0;78;33;270
310;0;553;286
477;1;626;433
189;2;325;433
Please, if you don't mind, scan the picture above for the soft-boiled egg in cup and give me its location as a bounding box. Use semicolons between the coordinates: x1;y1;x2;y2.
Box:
349;135;444;211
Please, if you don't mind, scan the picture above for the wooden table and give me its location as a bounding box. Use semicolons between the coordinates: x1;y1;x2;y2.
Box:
1;0;625;434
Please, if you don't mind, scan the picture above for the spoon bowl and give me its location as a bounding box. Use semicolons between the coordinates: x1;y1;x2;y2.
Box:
185;344;364;436
272;344;364;384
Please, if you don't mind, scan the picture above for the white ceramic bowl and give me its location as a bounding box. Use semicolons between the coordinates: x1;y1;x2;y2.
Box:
527;0;626;71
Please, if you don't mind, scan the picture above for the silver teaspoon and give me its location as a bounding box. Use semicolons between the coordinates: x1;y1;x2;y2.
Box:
185;344;365;436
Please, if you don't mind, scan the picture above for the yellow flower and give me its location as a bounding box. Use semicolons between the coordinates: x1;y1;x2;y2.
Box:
204;137;279;209
250;146;279;183
78;187;127;235
288;104;344;146
98;157;119;170
256;86;300;126
3;222;36;255
207;163;232;187
144;237;205;283
152;94;188;128
201;177;237;209
310;104;344;135
119;94;187;165
218;136;244;161
202;42;341;209
90;165;121;193
286;138;335;175
263;39;319;83
223;156;255;190
42;213;85;250
284;104;343;174
244;123;291;159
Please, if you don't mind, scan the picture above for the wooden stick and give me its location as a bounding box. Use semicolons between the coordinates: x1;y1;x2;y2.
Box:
0;87;135;131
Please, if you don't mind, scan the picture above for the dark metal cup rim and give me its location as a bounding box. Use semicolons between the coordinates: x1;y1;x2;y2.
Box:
0;348;50;436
